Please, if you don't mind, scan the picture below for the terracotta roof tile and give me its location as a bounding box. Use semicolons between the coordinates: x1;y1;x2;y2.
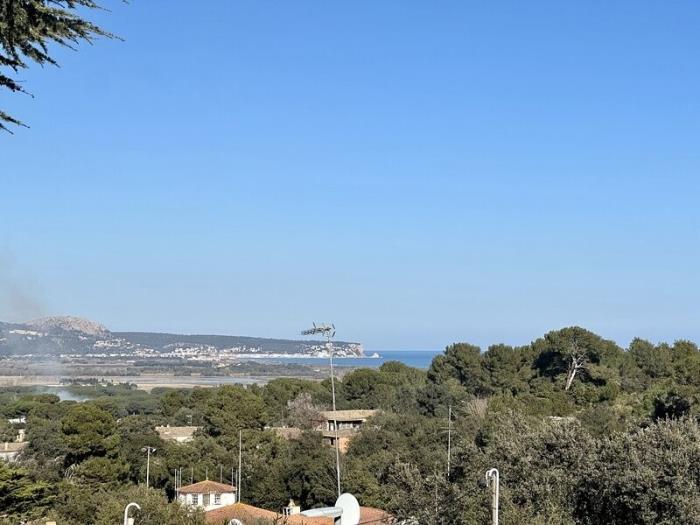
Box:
178;480;237;494
205;502;393;525
359;507;393;524
205;502;329;525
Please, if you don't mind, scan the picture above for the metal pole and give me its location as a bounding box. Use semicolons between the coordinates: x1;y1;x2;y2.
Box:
447;405;452;479
143;449;150;489
123;502;141;525
141;447;156;489
238;430;242;503
485;468;499;525
328;333;341;498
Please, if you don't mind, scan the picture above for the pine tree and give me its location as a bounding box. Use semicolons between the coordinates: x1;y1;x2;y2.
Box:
0;0;117;132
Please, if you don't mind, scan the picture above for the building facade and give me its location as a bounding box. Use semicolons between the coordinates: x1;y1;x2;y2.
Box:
155;425;200;443
313;410;379;453
177;480;238;511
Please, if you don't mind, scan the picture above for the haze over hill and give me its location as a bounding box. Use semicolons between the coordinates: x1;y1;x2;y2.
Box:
0;316;364;358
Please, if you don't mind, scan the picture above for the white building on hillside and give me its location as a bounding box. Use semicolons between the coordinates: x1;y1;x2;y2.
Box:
0;441;27;462
177;480;237;511
155;425;199;443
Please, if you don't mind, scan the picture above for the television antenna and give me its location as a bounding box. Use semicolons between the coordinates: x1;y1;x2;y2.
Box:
301;322;341;498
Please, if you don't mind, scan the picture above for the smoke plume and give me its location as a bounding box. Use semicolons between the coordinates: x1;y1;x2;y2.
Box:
0;249;46;322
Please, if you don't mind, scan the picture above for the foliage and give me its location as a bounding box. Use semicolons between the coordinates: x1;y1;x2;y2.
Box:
203;385;268;435
92;486;206;525
576;418;700;524
0;462;53;519
0;0;118;132
4;326;700;524
60;403;115;462
285;392;323;430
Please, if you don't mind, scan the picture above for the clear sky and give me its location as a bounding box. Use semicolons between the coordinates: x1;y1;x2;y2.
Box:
2;1;699;350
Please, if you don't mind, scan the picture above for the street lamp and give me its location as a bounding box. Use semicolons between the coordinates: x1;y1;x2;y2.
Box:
141;447;156;488
123;502;140;525
485;468;499;525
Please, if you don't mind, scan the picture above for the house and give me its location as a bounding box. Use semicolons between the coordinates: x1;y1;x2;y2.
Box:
1;427;28;462
0;441;27;462
313;410;379;432
177;480;238;511
313;410;379;452
282;499;301;516
155;425;200;443
320;429;359;454
205;501;393;525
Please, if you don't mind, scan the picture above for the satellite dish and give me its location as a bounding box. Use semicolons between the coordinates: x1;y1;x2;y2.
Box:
335;493;360;525
300;493;360;525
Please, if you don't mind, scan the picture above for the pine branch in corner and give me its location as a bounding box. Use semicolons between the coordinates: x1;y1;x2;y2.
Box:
0;0;122;132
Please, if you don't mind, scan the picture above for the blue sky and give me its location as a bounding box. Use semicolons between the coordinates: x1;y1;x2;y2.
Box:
2;1;699;350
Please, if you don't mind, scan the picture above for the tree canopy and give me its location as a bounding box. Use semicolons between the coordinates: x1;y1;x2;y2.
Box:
3;326;700;524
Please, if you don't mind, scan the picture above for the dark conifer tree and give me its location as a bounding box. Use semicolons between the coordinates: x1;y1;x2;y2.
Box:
0;0;117;132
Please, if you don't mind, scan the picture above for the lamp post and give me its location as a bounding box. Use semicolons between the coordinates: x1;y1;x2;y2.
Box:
141;447;156;489
123;502;140;525
485;468;499;525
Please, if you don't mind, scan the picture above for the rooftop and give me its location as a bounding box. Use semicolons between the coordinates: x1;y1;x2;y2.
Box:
1;442;28;453
317;410;380;421
155;425;199;440
205;502;392;525
178;480;237;494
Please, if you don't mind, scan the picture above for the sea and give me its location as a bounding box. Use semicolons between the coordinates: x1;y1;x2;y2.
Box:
255;350;441;370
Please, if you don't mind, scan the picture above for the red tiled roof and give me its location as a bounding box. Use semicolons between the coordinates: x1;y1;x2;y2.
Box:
205;502;393;525
205;502;329;525
178;480;237;494
359;507;393;524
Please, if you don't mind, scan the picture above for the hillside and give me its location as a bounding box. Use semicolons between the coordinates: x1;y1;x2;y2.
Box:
0;317;364;358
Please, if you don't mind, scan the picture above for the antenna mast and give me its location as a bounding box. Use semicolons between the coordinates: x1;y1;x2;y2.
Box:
302;322;341;498
238;429;243;503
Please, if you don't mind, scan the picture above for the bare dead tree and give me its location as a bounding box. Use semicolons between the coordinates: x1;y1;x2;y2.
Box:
564;341;587;391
